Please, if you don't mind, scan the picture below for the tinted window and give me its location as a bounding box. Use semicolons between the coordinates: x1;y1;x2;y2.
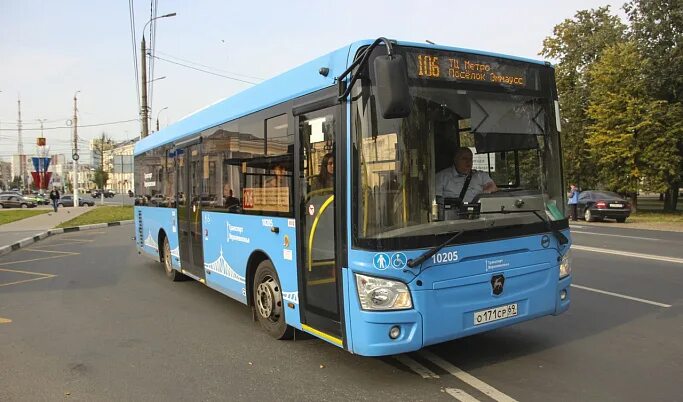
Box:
593;191;622;199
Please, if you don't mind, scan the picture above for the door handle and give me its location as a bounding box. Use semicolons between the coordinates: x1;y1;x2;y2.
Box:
270;226;280;234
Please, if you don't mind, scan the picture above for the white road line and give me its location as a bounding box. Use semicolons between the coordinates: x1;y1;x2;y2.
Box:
420;350;518;402
571;284;672;308
569;224;585;228
445;388;480;402
571;231;659;241
394;355;440;379
571;245;683;265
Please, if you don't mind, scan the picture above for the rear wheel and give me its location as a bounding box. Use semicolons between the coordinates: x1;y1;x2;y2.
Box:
162;236;185;281
0;204;4;209
58;203;64;208
253;260;293;340
21;203;28;208
616;217;627;223
584;208;594;222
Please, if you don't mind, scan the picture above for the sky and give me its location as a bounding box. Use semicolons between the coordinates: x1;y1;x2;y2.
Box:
0;0;626;164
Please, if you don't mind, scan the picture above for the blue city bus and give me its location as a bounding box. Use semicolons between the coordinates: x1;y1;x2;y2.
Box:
133;38;572;356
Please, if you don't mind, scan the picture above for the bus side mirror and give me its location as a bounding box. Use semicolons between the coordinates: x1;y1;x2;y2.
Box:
373;55;411;119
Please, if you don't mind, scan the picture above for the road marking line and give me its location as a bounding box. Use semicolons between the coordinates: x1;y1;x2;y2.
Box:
24;248;79;254
0;317;11;324
571;245;683;265
0;267;54;277
394;355;440;379
420;350;517;402
0;252;79;266
569;224;585;228
445;388;480;402
571;231;659;241
571;284;671;308
0;275;56;288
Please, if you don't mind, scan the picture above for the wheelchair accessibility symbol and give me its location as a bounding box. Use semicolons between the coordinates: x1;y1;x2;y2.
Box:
372;253;391;270
391;253;407;270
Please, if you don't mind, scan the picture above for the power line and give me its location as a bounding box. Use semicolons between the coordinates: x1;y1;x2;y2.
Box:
0;118;139;131
154;50;266;81
151;54;259;85
129;0;141;115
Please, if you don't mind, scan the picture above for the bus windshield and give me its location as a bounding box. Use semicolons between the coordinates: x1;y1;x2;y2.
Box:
351;47;565;248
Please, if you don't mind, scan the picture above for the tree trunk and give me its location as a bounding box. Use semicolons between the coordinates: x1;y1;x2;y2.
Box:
664;183;680;212
630;193;638;213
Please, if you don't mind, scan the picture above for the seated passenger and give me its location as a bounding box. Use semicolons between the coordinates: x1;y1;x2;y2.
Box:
223;187;240;209
435;147;497;203
311;153;334;191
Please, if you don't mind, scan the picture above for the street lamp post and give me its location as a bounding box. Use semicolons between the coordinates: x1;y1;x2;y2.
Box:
72;91;80;208
156;107;168;131
140;13;176;138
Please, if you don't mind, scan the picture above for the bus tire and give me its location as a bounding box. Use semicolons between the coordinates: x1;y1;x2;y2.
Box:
253;260;293;340
161;235;185;282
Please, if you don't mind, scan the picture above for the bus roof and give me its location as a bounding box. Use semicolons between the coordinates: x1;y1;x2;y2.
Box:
134;39;548;155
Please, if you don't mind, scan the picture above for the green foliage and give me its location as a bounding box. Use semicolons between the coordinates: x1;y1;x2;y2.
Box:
540;7;626;189
93;167;109;189
586;41;646;194
10;176;22;189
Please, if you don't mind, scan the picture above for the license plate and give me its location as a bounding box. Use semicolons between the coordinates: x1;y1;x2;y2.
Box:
474;303;518;325
609;203;624;208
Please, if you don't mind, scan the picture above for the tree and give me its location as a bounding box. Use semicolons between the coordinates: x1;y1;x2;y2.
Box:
10;176;22;189
625;0;683;211
541;7;626;190
91;132;113;188
93;168;109;189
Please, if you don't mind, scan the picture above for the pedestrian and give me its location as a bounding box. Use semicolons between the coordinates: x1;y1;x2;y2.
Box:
49;187;60;212
567;184;579;221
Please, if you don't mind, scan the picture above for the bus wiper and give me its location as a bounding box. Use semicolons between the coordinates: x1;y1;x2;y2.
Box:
407;230;464;268
480;209;568;245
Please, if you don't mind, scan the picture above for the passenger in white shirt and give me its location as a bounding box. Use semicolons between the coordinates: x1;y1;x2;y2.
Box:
435;147;498;203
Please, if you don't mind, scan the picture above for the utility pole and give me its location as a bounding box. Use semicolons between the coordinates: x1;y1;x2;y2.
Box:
17;97;24;189
140;35;149;138
72;92;80;207
140;12;176;138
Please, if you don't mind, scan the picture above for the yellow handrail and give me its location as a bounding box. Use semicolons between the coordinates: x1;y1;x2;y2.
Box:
307;195;335;272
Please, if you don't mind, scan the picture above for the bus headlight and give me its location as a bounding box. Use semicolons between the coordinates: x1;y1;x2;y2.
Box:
559;253;571;279
355;273;412;311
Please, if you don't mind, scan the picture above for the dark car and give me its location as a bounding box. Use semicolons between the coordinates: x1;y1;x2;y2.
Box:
0;194;37;208
577;190;631;222
58;195;95;207
92;189;115;198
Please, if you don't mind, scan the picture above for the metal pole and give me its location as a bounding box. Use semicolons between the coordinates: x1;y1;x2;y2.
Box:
140;35;149;138
73;92;80;208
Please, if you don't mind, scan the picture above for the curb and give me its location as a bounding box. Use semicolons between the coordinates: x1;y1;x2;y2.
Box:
0;220;134;257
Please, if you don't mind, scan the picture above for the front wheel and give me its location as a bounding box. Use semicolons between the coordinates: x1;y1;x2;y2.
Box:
21;203;28;208
253;260;293;340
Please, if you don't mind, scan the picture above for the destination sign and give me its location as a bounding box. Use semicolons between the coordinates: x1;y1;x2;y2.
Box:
406;50;540;90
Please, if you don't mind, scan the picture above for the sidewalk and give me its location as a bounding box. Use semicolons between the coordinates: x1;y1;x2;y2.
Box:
0;207;92;248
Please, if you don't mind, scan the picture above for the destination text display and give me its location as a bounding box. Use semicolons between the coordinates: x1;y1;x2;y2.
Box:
407;50;540;90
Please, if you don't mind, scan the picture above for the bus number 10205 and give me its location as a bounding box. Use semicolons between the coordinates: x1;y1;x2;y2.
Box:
432;251;458;264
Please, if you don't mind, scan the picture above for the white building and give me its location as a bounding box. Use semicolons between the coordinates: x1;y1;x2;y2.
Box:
104;139;136;193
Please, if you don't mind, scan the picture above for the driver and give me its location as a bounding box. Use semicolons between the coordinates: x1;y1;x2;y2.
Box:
435;147;497;203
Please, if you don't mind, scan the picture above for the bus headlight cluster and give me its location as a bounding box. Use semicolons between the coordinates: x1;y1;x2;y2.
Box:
355;273;412;311
559;253;571;279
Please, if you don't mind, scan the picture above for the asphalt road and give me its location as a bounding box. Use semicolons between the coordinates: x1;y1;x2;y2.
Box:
0;224;680;401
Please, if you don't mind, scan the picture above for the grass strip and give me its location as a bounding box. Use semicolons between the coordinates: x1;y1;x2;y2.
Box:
56;206;133;228
0;209;50;225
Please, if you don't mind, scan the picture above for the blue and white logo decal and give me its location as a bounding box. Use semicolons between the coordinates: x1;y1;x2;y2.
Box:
372;253;391;270
391;252;407;270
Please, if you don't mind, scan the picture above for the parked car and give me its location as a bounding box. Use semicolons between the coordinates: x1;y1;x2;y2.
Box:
0;194;37;208
577;190;631;222
58;194;95;207
23;193;49;205
92;189;115;198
